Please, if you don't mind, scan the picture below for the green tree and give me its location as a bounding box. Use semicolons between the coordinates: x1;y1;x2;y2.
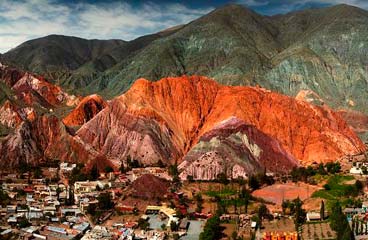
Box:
293;197;306;230
258;204;268;228
187;175;194;182
330;201;352;240
217;172;229;185
199;215;221;240
138;218;150;230
248;175;260;190
97;192;113;210
282;200;289;215
18;217;30;228
0;189;10;206
87;203;96;216
33;167;42;178
89;164;99;180
170;221;178;231
104;166;113;173
195;193;204;213
320;200;325;220
355;180;364;193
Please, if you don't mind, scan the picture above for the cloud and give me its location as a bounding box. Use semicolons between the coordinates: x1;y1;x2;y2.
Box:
0;0;213;53
237;0;368;15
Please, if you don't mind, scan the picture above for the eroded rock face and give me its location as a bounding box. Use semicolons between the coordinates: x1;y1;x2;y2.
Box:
0;101;23;128
337;109;368;141
77;99;181;166
0;115;92;168
179;117;299;180
77;76;365;177
63;94;107;127
0;73;365;176
0;64;78;109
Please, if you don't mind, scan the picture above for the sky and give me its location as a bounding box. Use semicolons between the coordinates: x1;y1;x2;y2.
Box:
0;0;368;53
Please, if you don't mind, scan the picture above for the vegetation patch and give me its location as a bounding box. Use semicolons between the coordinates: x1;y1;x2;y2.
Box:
312;175;362;208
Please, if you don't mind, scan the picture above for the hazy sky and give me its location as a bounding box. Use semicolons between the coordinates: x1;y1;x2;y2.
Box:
0;0;367;53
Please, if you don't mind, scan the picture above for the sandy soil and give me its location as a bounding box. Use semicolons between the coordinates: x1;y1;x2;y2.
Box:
252;183;321;208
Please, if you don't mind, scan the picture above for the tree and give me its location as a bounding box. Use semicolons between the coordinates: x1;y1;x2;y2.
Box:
199;215;221;240
217;172;229;185
104;166;113;173
161;223;166;230
56;187;62;200
187;175;194;182
330;201;352;240
170;221;178;231
293;197;306;230
258;204;268;228
317;163;326;175
282;200;289;215
355;180;364;193
97;192;113;210
119;163;126;173
320;200;325;220
0;189;10;206
138;218;150;230
89;164;99;180
248;175;260;190
243;191;250;214
66;187;74;206
33;167;42;179
195;193;204;213
87;203;96;216
169;164;180;184
157;160;165;168
18;217;30;228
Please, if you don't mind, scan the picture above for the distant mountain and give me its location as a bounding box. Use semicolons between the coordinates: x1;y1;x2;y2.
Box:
3;4;368;116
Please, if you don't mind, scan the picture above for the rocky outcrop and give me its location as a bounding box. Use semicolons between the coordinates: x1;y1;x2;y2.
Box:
0;115;93;168
77;76;365;178
337;109;368;141
0;101;23;128
63;94;107;126
179;117;299;180
0;63;78;109
0;71;365;176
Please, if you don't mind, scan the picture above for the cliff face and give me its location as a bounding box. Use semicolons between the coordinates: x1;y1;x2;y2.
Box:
63;94;107;127
179;117;299;180
0;115;92;168
77;76;365;178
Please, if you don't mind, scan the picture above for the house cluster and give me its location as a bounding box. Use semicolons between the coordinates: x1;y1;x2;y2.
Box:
260;231;298;240
129;167;172;181
349;161;368;175
342;202;368;239
0;163;206;239
1;181;68;226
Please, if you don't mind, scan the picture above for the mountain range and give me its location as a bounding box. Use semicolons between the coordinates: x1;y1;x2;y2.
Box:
0;3;367;178
2;4;368;116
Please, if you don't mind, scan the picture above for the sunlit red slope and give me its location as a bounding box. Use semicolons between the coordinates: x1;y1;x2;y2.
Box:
76;76;365;178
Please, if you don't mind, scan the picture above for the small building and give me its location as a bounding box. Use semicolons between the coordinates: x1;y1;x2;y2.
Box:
179;218;190;230
306;212;321;221
350;167;363;175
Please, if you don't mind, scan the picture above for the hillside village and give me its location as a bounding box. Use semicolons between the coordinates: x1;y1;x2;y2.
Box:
0;150;366;240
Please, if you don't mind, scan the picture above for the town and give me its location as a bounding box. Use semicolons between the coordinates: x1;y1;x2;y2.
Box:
0;152;368;240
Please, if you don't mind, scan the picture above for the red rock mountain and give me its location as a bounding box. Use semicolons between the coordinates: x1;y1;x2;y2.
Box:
76;76;365;178
63;94;107;127
0;68;365;177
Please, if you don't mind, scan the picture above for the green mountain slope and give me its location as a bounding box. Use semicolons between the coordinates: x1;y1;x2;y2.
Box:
3;4;368;113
